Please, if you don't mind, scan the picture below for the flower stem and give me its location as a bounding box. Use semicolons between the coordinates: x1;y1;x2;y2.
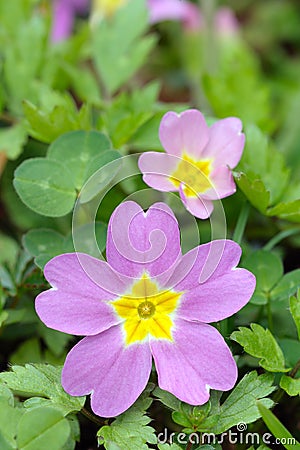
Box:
80;407;105;426
266;294;274;334
289;358;300;379
263;228;300;251
232;201;250;244
186;440;193;450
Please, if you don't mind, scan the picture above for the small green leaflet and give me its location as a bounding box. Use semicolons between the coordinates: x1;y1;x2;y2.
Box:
0;364;85;416
280;375;300;396
23;96;91;144
231;323;289;372
0;122;28;160
97;385;156;450
206;372;275;434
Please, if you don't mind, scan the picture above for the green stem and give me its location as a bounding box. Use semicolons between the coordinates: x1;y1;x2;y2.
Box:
200;0;217;74
267;295;274;334
263;228;300;251
80;407;105;426
272;358;300;404
232;201;250;244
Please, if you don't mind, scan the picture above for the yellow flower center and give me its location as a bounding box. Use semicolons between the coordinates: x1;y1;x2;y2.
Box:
110;274;182;346
169;153;212;197
92;0;127;18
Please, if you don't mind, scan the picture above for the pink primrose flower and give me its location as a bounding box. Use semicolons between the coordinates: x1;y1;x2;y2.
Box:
35;201;255;417
51;0;90;42
138;109;245;219
147;0;202;30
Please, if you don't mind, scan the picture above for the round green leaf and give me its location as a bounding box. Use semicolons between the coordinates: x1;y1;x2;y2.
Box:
16;406;70;450
22;229;64;258
47;130;111;190
243;250;283;293
13;158;76;217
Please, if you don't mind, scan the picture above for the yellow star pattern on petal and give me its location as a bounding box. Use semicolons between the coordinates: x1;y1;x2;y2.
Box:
169;153;212;197
110;274;182;346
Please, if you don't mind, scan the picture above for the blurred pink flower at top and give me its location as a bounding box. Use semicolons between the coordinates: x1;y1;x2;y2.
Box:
147;0;201;30
51;0;90;42
147;0;238;35
215;7;239;36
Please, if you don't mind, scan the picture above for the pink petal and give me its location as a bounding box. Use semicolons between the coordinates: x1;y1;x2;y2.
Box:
35;253;128;335
147;0;201;30
106;201;181;278
159;110;209;158
138;152;179;191
202;117;245;169
151;319;237;405
215;7;239;36
167;240;243;290
62;326;152;417
179;185;214;219
202;166;236;200
51;1;74;42
178;268;256;322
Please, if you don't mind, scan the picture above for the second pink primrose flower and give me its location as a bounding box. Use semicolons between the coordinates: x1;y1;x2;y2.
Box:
138;109;245;219
35;201;255;417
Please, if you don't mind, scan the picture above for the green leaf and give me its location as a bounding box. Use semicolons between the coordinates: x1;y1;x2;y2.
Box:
101;82;160;148
208;372;275;434
153;387;181;411
257;402;300;450
14;131;120;217
16;406;70;450
47;130;111;190
235;172;270;214
23;95;92;144
10;339;43;365
97;385;156;449
267;200;300;223
0;122;28;160
280;375;300;396
158;444;182;450
235;124;294;217
0;364;85;416
279;339;300;367
0;232;19;269
172;411;193;428
290;291;300;339
13;158;76;217
92;0;156;95
23;223;107;269
0;385;14;406
0;397;24;449
271;270;300;302
242;250;283;305
231;323;289;372
38;323;71;357
202;42;273;132
23;229;65;261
